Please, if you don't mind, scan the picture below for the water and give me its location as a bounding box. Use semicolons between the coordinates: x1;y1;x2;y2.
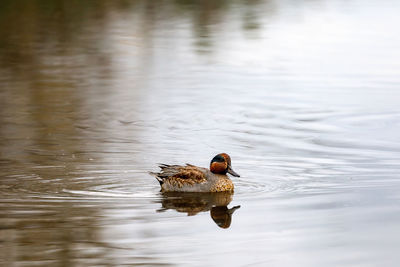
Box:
1;0;400;266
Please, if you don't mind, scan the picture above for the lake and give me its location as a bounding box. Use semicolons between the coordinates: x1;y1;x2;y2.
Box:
1;0;400;266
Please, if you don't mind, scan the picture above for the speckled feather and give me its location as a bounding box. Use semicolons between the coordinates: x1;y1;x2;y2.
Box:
156;164;207;186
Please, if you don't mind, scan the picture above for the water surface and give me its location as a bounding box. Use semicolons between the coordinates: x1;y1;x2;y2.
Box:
1;0;400;266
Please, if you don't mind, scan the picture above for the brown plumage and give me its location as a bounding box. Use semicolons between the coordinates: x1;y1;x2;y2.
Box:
156;164;207;187
150;153;240;192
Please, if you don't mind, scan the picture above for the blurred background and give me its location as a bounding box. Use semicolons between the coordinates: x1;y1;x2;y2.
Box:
1;0;400;266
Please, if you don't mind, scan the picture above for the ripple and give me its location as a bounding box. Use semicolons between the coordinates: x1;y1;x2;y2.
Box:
62;189;157;200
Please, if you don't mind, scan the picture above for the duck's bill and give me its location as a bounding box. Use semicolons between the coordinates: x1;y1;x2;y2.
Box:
227;166;240;177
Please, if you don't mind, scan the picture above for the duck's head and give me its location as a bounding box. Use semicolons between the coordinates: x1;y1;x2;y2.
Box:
210;153;240;177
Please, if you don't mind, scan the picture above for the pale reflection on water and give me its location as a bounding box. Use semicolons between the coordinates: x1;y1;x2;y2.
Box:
1;0;400;266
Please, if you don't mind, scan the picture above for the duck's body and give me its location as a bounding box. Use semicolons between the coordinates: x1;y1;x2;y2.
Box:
150;153;239;193
154;164;234;192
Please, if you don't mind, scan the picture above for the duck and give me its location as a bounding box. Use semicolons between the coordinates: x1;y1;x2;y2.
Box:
150;153;240;192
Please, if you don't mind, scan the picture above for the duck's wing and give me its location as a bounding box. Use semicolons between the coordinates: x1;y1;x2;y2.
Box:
185;163;196;167
150;164;207;186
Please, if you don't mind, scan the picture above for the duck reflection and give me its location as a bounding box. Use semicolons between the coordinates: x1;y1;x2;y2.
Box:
158;192;240;228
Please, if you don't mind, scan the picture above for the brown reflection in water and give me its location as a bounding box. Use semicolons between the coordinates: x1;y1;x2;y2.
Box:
0;0;268;74
0;0;268;159
158;192;240;229
0;201;115;266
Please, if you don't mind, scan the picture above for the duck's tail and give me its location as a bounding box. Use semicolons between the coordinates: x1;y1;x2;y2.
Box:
149;172;164;185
